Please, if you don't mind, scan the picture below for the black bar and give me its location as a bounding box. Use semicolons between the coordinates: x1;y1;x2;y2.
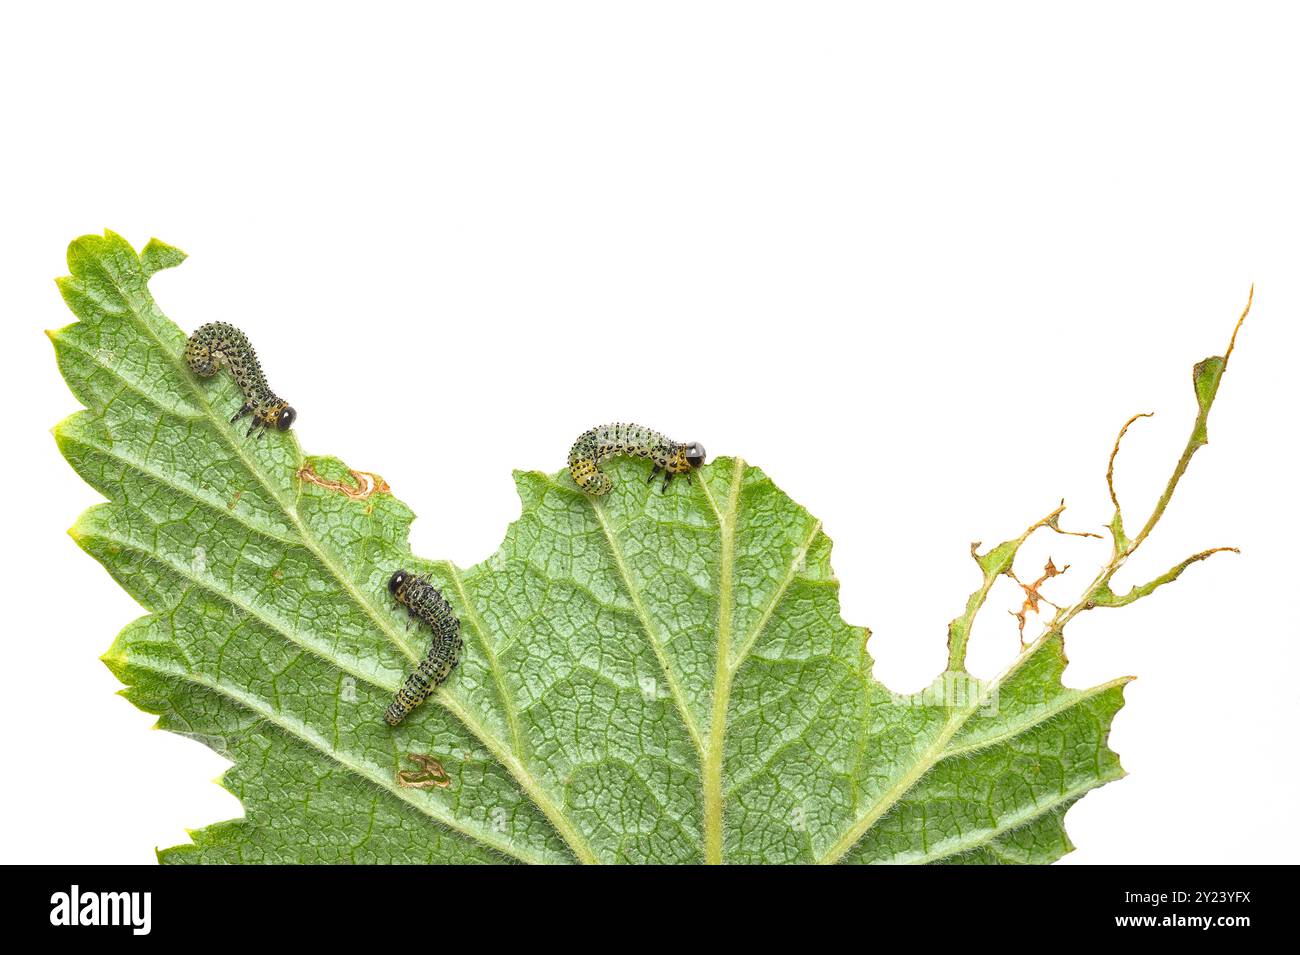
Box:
14;864;1281;940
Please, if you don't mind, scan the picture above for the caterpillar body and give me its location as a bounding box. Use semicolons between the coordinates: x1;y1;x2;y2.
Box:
184;321;297;437
384;570;463;726
568;423;706;495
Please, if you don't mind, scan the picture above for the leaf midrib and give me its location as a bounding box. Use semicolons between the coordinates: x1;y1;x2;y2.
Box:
700;461;744;864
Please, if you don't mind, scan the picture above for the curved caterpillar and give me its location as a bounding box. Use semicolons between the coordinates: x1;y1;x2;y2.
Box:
568;423;706;495
184;322;297;437
384;570;464;726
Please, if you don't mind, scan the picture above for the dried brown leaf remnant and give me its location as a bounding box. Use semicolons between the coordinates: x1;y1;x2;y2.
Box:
1009;557;1070;642
297;463;391;500
397;753;452;790
946;502;1098;671
946;287;1251;672
1051;288;1251;626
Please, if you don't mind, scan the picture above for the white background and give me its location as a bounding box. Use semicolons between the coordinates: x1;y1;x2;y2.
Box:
1;2;1296;865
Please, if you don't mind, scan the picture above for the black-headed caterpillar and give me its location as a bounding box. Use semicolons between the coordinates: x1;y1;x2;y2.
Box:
185;321;297;437
384;570;464;726
568;422;706;495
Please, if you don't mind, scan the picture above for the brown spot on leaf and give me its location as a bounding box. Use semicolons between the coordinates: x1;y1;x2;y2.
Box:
397;753;452;790
297;463;391;501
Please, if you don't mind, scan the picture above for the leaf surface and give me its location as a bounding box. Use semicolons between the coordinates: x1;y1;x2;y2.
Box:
52;232;1235;863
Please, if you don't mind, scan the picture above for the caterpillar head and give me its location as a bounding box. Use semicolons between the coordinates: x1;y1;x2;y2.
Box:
683;441;706;469
388;569;411;600
257;401;297;433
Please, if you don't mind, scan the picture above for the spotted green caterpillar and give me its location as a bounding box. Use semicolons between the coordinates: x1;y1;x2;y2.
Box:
384;570;463;726
568;423;706;494
185;321;296;437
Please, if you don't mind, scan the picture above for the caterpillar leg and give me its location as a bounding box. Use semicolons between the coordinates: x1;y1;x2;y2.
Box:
661;469;694;493
647;464;661;484
230;403;253;424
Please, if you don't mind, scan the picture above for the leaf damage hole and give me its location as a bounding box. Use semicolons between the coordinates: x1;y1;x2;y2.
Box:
297;463;391;500
397;753;452;790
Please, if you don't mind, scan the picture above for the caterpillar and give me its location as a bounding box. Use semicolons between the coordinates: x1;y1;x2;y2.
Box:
184;321;297;437
384;570;464;726
568;423;706;495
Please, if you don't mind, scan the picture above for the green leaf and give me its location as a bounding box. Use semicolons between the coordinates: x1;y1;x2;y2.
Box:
51;231;1238;864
